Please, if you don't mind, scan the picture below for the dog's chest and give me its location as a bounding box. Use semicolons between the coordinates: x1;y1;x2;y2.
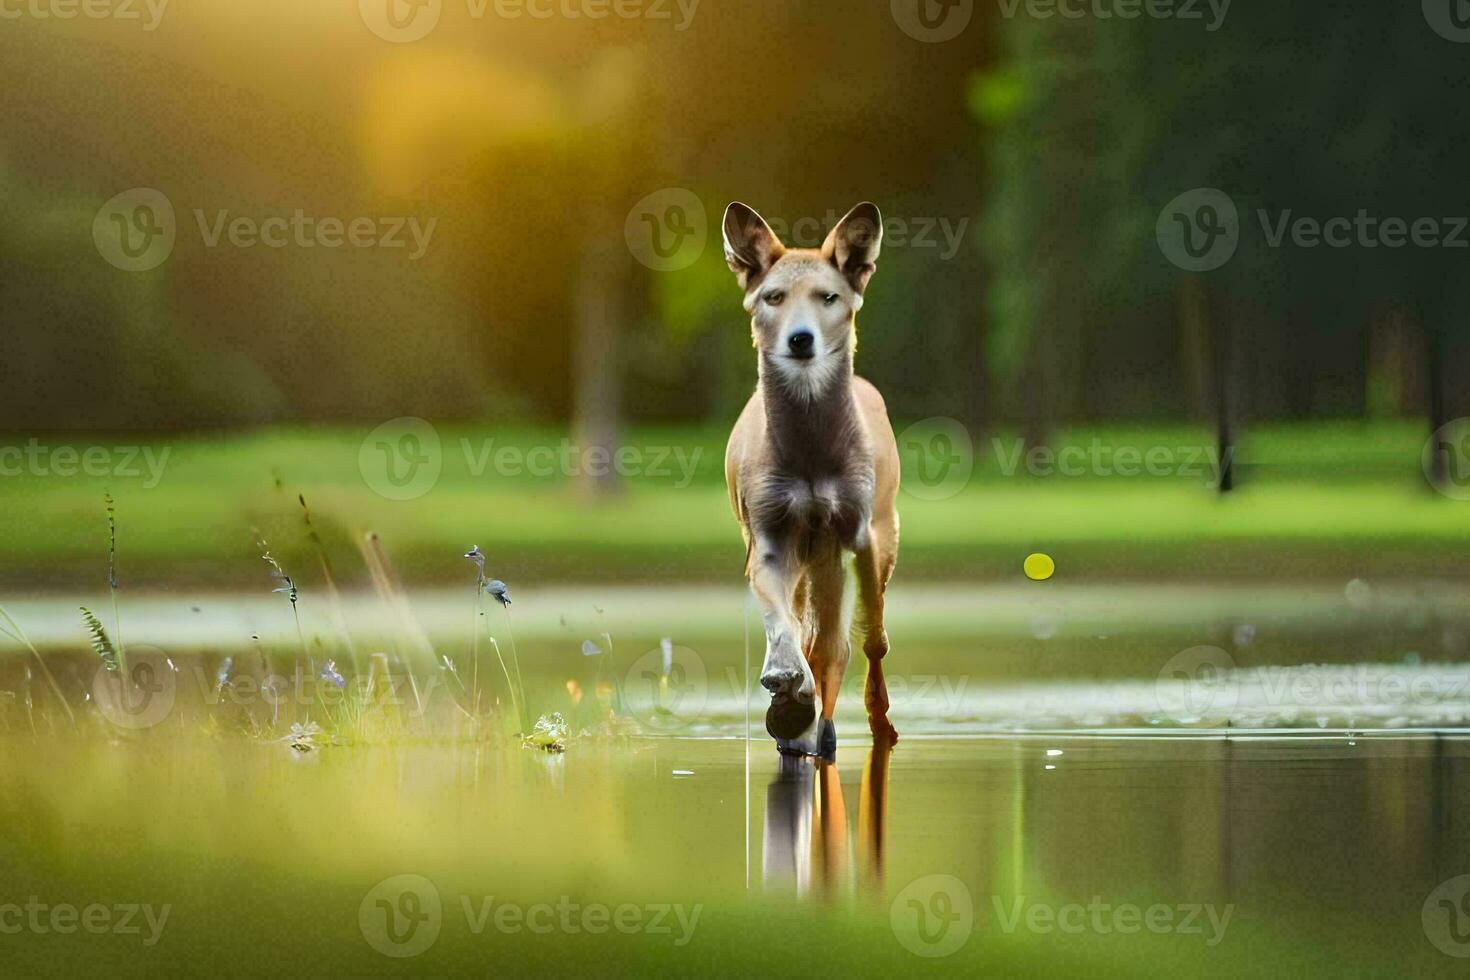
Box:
750;466;873;547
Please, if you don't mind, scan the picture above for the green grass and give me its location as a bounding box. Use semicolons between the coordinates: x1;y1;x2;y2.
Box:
0;419;1462;590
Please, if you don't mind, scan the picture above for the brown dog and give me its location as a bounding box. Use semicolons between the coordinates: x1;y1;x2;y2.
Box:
722;202;900;757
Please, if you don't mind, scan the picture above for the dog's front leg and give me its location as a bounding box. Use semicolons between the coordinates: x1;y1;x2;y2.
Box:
749;533;817;744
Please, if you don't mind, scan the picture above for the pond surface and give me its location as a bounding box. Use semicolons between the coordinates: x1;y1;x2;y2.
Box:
3;580;1469;974
2;733;1469;976
6;580;1470;733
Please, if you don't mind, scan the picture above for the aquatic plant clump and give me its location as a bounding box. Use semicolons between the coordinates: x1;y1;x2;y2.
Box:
523;712;568;753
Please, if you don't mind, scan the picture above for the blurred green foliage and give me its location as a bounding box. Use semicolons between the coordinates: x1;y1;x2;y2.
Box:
971;6;1470;425
0;4;1464;438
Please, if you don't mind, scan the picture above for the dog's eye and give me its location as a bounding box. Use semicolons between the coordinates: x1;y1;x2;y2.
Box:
764;291;785;306
821;293;839;306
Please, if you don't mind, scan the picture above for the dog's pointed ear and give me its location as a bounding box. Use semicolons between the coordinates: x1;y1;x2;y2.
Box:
822;202;883;295
723;202;783;291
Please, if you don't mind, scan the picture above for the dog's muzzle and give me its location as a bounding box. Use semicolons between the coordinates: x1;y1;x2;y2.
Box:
786;329;815;360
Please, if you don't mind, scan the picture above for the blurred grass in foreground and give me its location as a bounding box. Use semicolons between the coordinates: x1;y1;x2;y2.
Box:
0;420;1462;591
0;738;1460;977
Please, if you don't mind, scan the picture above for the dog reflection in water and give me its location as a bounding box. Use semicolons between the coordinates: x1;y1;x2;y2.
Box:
762;742;892;895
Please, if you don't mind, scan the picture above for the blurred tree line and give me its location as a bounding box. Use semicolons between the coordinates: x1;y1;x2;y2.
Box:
0;2;1464;440
976;3;1470;455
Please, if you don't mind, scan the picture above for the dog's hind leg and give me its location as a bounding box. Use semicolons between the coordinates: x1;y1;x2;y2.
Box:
854;514;898;745
803;548;848;759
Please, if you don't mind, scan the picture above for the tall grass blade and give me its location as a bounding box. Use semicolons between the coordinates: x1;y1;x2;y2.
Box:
0;605;75;730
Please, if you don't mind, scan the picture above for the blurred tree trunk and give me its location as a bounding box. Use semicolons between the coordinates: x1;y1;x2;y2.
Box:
1182;275;1235;492
572;221;629;497
569;49;646;498
1212;289;1237;494
1020;312;1055;460
1365;304;1426;418
1179;275;1213;419
1426;322;1446;488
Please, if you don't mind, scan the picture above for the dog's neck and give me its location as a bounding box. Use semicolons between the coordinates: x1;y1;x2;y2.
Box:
757;345;860;475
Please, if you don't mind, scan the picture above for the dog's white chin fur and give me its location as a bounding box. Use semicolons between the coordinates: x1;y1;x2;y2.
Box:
769;350;845;403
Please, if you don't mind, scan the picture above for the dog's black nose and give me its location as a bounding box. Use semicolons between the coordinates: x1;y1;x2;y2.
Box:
788;330;815;357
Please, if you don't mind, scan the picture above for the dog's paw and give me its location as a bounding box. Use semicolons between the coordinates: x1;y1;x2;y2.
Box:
765;691;816;741
777;720;835;760
775;737;812;757
818;718;836;760
776;713;827;758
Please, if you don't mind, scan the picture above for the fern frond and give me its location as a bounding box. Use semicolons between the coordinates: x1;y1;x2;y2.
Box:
80;606;119;672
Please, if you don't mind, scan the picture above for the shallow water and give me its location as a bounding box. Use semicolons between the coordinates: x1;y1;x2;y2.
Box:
6;581;1470;734
2;733;1469;976
4;581;1470;974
